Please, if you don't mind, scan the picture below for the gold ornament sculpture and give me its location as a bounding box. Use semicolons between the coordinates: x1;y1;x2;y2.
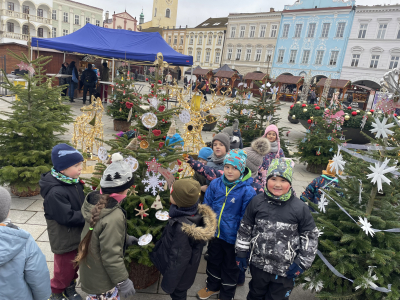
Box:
72;95;104;173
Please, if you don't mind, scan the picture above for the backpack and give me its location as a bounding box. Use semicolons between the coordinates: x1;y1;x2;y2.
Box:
84;70;96;86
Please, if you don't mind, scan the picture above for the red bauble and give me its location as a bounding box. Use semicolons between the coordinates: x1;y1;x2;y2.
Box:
158;105;165;112
147;99;150;103
302;104;306;107
152;129;161;136
158;80;162;84
313;104;317;106
290;105;294;109
178;168;183;173
135;115;138;118
145;78;149;81
151;83;154;88
163;98;166;101
162;119;165;122
138;135;142;140
347;106;352;110
307;119;312;124
370;109;375;113
315;106;320;110
163;136;166;139
125;102;133;109
159;142;164;148
394;113;398;117
352;111;357;116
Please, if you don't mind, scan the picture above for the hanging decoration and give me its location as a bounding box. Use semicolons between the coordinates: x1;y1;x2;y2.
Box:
145;157;161;173
158;167;176;189
127;107;133;122
149;97;159;109
330;147;346;175
97;146;108;162
366;158;397;192
179;109;191;124
141;112;158;129
139;140;149;149
358;217;375;237
135;203;149;219
142;171;166;195
316;146;321;156
155;210;169;221
138;233;153;246
318;194;328;213
151;195;164;210
358;179;363;204
370;116;395;139
124;156;139;172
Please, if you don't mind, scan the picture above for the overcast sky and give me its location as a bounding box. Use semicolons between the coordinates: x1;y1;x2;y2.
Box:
94;0;390;27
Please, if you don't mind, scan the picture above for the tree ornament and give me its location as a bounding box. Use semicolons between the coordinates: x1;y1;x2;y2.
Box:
151;195;164;210
124;156;139;172
307;119;312;124
135;203;149;219
152;129;161;136
138;233;152;246
352;111;357;116
290;105;294;109
179;109;191;124
142;171;166;195
292;115;296;119
304;277;324;292
145;78;149;81
159;142;164;148
370;116;395;139
139;140;149;149
303;108;308;113
302;104;307;107
366;158;397;192
141;112;158;129
345;115;350;121
318;194;328;213
330;147;346;175
315;106;320;110
145;157;161;173
316;146;321;156
358;217;375;237
347;106;352;110
158;105;165;112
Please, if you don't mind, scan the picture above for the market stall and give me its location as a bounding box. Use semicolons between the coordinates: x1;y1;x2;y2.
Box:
274;75;304;102
243;72;269;96
316;78;351;104
345;84;375;110
214;70;239;95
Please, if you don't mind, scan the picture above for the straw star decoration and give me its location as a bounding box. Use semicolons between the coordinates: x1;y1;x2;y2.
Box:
135;203;149;220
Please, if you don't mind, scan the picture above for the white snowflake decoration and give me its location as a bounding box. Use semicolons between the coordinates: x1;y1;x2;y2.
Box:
370;117;395;139
366;158;397;192
355;266;379;291
358;216;375;237
141;171;166;196
149;97;159;109
318;194;329;213
304;277;324;292
360;114;367;130
317;227;324;237
329;147;346;175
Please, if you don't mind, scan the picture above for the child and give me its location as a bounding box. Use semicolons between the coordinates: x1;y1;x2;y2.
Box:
75;153;136;300
222;119;243;149
193;147;213;203
150;179;217;300
197;149;256;300
40;143;85;300
236;158;319;300
0;187;51;300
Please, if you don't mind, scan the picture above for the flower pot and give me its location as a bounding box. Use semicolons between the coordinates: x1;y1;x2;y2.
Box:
10;184;40;197
113;119;131;132
306;163;327;174
128;261;160;290
288;114;299;124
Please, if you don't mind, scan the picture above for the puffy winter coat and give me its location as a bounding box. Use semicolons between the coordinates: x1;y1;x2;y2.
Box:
40;172;85;254
300;175;340;206
79;191;129;295
204;172;256;244
150;204;217;294
258;148;285;175
236;192;318;277
205;155;224;185
0;223;51;300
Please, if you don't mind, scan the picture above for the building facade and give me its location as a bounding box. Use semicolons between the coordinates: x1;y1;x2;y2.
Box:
271;0;355;80
221;9;281;75
184;17;227;72
140;0;178;30
340;4;400;89
103;11;138;31
162;26;186;78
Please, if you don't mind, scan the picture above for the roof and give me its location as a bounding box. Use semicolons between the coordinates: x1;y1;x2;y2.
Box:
283;6;352;13
215;70;236;78
244;72;267;81
58;0;103;11
275;75;303;85
195;17;228;29
194;68;212;76
317;78;351;88
213;64;233;74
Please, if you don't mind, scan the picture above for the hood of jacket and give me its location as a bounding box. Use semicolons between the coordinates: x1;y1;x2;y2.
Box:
82;191;121;223
0;225;29;266
181;204;217;242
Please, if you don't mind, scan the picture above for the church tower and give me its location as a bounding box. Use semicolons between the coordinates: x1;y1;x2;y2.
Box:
141;0;178;29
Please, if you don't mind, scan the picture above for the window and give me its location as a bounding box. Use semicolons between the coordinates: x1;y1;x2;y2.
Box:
249;26;255;38
52;27;57;38
198;36;202;45
321;23;330;38
52;10;57;20
301;50;310;64
277;49;285;63
117;26;122;29
230;27;236;38
215;51;220;63
174;36;177;44
154;8;157;17
266;49;273;62
23;5;29;14
294;24;302;38
397;27;400;39
236;48;242;60
270;25;277;38
63;12;68;23
307;23;316;38
189;36;193;44
188;49;193;57
7;2;14;11
282;24;290;38
377;24;387;39
96;20;100;26
358;24;367;39
168;36;171;44
246;48;251;61
217;35;222;45
351;54;360;67
166;9;170;18
227;48;233;60
38;28;43;38
196;51;201;62
315;50;324;64
7;22;14;32
240;26;245;38
389;56;399;69
202;23;209;26
335;22;345;38
370;55;380;68
63;29;68;36
75;15;79;25
329;51;339;66
289;50;297;63
86;17;90;24
180;36;184;45
255;49;262;61
205;50;211;62
260;25;266;38
22;25;29;35
37;9;43;17
208;35;212;45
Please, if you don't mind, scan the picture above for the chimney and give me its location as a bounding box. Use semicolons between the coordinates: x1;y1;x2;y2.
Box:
186;25;188;28
270;7;275;12
173;26;175;29
105;11;109;20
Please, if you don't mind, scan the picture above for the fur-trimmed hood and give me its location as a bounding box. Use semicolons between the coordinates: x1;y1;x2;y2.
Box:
181;204;217;242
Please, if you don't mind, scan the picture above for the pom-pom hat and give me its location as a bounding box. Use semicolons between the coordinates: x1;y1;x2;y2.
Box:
100;153;134;194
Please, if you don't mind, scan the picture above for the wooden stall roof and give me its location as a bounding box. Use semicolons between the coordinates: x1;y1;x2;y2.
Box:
353;84;374;91
275;75;304;85
215;70;236;78
193;68;212;76
317;78;351;88
244;72;267;81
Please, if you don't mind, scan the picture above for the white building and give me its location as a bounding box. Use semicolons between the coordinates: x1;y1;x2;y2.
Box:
341;4;400;89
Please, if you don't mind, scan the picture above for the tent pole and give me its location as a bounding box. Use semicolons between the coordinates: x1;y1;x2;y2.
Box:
63;52;65;62
190;66;193;99
30;46;33;61
112;58;115;83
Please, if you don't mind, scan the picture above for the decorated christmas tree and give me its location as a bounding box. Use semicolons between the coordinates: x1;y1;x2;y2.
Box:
0;51;73;196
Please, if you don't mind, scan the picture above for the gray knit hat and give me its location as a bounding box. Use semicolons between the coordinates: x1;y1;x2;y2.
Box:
244;137;271;175
0;187;12;223
100;153;134;194
212;132;230;152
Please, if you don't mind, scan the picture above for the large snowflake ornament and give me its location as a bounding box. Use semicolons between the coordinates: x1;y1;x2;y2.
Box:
318;194;329;213
370;117;395;139
304;277;324;292
329;147;346;175
358;216;375;237
142;171;166;196
366;158;397;192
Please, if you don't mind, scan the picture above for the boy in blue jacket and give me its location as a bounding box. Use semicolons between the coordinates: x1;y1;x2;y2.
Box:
197;149;256;300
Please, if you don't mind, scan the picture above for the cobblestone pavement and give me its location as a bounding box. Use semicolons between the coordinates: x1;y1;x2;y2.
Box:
2;84;317;299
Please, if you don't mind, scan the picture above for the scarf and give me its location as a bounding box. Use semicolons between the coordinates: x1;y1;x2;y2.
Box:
222;174;243;188
169;202;199;218
210;152;226;165
265;187;293;202
269;141;278;153
100;189;127;203
51;168;79;184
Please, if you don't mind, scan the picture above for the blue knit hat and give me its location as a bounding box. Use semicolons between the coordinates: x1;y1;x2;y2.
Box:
223;149;247;174
165;133;184;148
198;147;213;160
51;143;84;172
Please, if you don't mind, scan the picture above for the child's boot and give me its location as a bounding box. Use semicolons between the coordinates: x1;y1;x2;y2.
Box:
63;280;82;300
48;293;68;300
197;287;219;299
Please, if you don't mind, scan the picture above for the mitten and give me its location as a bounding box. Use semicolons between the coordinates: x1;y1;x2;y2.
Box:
236;256;248;272
286;262;304;279
117;278;136;299
126;235;139;246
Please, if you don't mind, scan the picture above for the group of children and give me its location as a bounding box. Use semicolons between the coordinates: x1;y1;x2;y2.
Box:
0;123;325;300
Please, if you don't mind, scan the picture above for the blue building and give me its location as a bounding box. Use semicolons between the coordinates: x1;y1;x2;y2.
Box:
272;0;355;80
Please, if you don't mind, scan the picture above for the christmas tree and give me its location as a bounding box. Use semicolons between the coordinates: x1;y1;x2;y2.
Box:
0;51;73;195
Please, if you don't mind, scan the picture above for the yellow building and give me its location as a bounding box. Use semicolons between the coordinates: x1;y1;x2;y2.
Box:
140;0;178;30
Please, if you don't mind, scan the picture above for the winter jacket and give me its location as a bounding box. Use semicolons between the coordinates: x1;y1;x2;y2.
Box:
100;66;110;82
187;156;264;194
258;148;285;175
205;155;224;185
300;175;340;206
236;192;318;277
58;67;68;85
40;172;85;254
193;171;207;203
0;223;51;300
66;65;79;86
79;191;129;295
150;204;217;294
81;69;98;87
204;172;257;245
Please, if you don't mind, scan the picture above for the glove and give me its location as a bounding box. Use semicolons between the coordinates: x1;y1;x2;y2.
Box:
236;256;248;272
286;262;304;279
118;278;136;299
126;235;139;246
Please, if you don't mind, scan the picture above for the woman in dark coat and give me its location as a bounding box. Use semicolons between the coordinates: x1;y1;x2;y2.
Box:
58;62;68;97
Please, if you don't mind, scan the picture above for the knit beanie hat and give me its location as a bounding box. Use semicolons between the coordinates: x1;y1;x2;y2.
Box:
262;124;280;158
267;158;295;184
165;133;184;148
244;137;271;175
100;153;134;194
212;132;230;153
51;143;84;172
0;187;11;223
223;149;247;174
198;147;213;160
221;119;239;137
171;179;201;208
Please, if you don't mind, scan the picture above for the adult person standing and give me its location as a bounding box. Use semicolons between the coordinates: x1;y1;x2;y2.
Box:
81;64;98;105
310;88;317;104
99;62;110;103
67;61;79;103
58;62;68;97
166;72;172;85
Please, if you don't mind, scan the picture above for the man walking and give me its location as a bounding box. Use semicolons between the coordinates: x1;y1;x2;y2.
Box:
81;64;98;105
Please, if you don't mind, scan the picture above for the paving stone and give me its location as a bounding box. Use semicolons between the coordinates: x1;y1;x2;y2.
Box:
10;198;36;210
9;209;35;223
26;211;47;226
14;223;47;240
36;241;54;262
37;230;50;242
290;285;317;300
26;199;44;212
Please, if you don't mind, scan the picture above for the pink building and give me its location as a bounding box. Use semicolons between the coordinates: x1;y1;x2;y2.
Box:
103;10;139;31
